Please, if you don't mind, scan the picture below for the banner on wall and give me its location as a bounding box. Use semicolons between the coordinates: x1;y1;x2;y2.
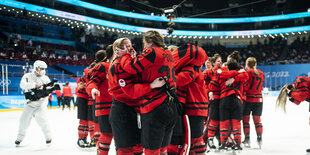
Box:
0;95;26;109
257;63;310;90
0;94;76;110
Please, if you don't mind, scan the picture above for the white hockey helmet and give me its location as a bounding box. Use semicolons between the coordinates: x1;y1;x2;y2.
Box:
33;60;47;69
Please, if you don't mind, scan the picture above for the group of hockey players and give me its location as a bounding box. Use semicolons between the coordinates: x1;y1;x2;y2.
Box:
14;29;310;154
74;30;267;155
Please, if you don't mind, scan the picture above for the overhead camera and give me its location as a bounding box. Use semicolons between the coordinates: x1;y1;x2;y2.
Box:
167;27;174;35
164;9;174;14
164;9;176;35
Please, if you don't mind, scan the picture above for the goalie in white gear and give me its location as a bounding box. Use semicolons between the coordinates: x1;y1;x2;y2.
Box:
15;60;52;145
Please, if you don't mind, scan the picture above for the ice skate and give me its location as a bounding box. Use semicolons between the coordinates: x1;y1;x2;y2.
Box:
46;139;52;144
242;135;250;148
15;140;21;146
218;138;228;152
77;138;88;148
87;138;96;148
306;148;310;153
207;137;217;150
257;134;262;149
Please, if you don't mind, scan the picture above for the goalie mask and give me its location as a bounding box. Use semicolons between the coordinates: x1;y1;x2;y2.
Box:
33;60;47;76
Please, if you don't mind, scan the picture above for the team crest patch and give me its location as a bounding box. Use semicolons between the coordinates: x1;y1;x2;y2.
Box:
118;79;126;87
217;69;222;74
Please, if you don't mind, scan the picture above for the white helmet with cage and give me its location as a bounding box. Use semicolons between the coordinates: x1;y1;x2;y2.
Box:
33;60;47;76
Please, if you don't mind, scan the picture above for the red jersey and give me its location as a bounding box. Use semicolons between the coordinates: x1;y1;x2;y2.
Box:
86;62;113;116
203;69;212;93
208;66;221;100
290;76;310;105
76;76;88;99
172;44;209;116
183;66;209;116
120;46;176;114
108;58;153;111
246;69;264;103
55;90;62;98
85;68;95;105
63;85;73;97
215;66;249;100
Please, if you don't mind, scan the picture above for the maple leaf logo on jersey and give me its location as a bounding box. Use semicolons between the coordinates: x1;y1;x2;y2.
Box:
217;69;222;74
118;79;126;87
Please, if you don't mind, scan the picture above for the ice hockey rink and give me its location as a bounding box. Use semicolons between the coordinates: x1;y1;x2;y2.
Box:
0;96;309;155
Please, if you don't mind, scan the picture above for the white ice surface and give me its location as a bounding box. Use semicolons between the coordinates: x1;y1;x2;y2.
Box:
0;96;309;155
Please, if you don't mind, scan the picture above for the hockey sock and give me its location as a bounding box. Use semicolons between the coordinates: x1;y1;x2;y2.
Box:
94;122;100;146
253;115;263;135
88;120;95;140
78;119;88;138
144;149;160;155
231;119;242;143
117;147;136;155
220;120;230;144
167;144;181;154
191;136;206;155
160;146;168;155
242;115;250;136
207;119;219;138
133;144;143;154
97;132;113;155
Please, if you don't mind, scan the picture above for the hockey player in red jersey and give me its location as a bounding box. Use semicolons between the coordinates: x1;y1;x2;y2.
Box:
276;76;310;153
76;69;90;148
172;43;209;155
109;38;166;155
118;30;177;155
86;46;114;155
204;54;223;149
85;60;101;148
55;86;62;108
212;51;248;151
242;57;264;148
62;82;73;110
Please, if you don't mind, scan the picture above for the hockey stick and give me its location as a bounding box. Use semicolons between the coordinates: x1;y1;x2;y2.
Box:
180;114;191;155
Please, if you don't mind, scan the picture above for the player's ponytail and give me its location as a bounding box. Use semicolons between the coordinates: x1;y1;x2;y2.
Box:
228;50;242;63
105;44;114;63
246;57;259;76
95;50;107;63
143;30;168;50
276;84;289;113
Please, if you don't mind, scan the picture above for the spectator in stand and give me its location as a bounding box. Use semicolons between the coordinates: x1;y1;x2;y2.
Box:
27;38;32;47
82;54;87;60
49;53;56;59
16;34;21;41
10;53;15;60
36;41;41;53
80;34;85;45
0;51;6;57
65;55;72;60
73;54;78;60
22;52;28;60
58;55;63;59
7;33;13;45
33;49;37;55
41;51;48;58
